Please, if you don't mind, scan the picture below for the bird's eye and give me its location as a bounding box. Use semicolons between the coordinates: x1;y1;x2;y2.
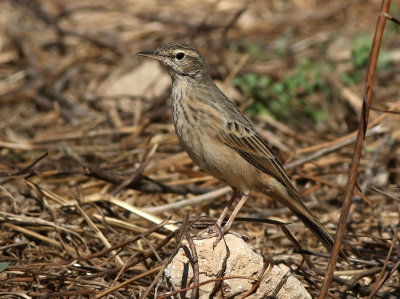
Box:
175;52;185;60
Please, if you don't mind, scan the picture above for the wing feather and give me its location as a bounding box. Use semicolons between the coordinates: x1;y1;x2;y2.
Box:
218;122;298;198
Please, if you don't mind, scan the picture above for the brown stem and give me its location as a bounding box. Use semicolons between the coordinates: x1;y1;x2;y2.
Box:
319;1;392;297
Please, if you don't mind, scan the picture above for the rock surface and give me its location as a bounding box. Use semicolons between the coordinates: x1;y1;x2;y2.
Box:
164;234;311;299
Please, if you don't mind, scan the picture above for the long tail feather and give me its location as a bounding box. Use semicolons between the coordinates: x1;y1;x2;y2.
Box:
270;186;348;260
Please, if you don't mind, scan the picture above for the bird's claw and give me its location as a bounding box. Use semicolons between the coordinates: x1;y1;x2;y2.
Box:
194;225;249;248
194;224;223;240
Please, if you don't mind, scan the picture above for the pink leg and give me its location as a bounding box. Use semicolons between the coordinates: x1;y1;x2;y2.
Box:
213;192;249;246
222;192;249;232
216;189;239;227
195;189;239;240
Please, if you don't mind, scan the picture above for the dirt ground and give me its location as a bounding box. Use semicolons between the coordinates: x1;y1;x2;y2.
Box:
0;0;399;298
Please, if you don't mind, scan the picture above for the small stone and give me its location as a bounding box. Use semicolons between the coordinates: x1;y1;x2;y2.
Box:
164;234;311;299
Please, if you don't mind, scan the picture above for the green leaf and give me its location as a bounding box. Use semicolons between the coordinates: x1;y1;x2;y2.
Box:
0;262;8;272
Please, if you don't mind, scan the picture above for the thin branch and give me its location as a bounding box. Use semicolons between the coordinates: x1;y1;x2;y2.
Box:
319;1;392;297
286;125;385;170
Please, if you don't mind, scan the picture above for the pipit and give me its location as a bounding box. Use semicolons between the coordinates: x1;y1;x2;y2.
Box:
138;42;345;258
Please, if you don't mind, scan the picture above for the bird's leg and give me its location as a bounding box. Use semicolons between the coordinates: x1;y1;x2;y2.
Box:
195;189;238;239
215;189;239;227
213;192;250;246
222;192;249;232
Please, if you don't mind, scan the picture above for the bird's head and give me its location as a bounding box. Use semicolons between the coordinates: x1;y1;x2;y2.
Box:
137;42;209;79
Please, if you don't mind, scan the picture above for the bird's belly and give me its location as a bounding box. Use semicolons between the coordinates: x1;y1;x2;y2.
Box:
176;126;256;192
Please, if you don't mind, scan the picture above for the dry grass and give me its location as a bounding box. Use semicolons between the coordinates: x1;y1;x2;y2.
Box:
0;0;399;298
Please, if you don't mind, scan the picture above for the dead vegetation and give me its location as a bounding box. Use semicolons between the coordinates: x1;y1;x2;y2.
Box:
0;0;399;298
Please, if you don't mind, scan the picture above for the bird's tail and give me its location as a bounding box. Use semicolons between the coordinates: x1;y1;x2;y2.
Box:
271;186;347;260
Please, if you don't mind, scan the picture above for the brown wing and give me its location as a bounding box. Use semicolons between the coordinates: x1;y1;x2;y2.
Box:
218;121;298;198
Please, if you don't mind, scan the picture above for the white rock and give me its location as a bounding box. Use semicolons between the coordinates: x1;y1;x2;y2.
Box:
164;234;311;299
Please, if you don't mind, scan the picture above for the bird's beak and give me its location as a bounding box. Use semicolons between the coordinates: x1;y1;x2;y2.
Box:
137;50;164;61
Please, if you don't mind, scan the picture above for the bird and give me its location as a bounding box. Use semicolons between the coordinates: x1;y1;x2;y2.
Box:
137;42;346;258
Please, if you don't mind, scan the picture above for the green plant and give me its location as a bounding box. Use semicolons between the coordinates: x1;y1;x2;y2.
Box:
233;59;328;123
341;33;390;85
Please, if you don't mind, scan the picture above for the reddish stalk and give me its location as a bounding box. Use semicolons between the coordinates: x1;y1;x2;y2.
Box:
319;1;392;297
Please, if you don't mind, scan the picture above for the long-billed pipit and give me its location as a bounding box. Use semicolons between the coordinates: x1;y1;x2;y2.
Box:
138;42;345;258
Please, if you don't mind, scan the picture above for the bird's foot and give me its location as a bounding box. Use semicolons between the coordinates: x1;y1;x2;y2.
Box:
195;224;222;240
195;225;250;248
212;229;250;247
